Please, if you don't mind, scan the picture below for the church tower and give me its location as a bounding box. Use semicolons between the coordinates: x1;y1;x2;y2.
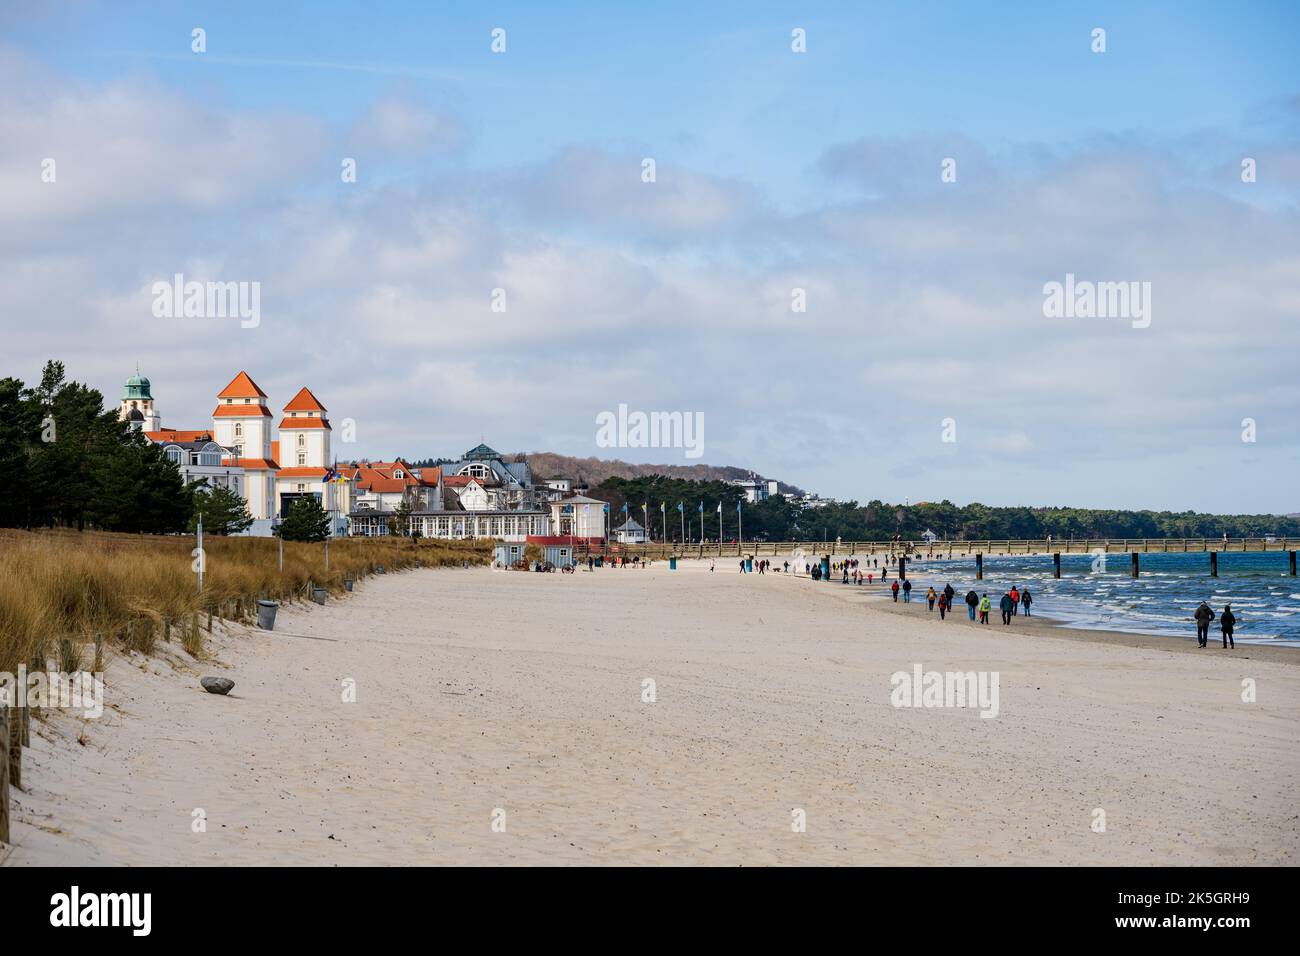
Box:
118;369;161;432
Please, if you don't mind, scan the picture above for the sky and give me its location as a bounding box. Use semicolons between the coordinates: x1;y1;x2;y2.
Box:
1;1;1298;513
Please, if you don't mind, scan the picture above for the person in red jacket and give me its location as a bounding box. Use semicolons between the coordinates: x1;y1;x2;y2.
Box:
891;580;900;602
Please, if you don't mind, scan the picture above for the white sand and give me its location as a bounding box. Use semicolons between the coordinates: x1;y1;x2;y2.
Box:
4;559;1298;866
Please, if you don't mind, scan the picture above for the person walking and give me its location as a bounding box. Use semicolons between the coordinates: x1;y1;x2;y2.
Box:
926;586;937;611
938;593;948;620
1009;585;1020;615
902;579;913;603
999;592;1014;625
1220;604;1236;649
709;559;715;572
978;593;991;624
943;583;955;609
1194;601;1214;647
965;589;979;621
1021;587;1033;616
891;580;900;602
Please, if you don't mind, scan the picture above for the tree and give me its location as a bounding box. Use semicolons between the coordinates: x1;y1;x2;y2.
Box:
277;496;331;542
387;492;418;537
189;485;254;536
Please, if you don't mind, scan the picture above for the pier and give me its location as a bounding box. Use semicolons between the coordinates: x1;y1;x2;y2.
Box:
609;537;1299;578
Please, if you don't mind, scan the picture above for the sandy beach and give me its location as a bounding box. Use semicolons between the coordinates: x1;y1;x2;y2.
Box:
5;559;1298;866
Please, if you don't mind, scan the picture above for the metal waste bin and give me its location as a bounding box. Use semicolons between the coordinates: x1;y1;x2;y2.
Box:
344;579;353;592
670;557;677;570
256;600;278;630
312;586;327;605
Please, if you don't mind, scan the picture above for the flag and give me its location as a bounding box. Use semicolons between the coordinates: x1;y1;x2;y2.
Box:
678;502;684;513
737;501;742;514
716;502;722;513
621;501;628;514
698;502;704;513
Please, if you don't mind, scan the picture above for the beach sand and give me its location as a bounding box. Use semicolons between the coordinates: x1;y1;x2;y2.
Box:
4;559;1297;866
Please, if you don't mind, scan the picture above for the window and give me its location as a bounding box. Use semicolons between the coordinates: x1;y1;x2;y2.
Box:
244;398;250;404
297;435;305;447
394;469;404;479
234;423;242;437
297;483;305;492
297;453;306;466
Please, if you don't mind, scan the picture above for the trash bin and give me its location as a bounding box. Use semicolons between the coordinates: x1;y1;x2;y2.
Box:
344;579;353;592
669;557;677;570
256;600;278;631
377;565;386;574
312;586;327;605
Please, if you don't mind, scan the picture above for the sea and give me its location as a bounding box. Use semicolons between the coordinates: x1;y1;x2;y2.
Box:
903;551;1300;648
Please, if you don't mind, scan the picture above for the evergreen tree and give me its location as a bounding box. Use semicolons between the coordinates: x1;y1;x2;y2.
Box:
277;496;331;542
189;485;255;536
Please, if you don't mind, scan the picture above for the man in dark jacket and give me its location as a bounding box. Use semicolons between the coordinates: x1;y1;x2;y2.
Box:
1194;601;1214;647
965;589;979;621
999;592;1015;625
1220;605;1236;649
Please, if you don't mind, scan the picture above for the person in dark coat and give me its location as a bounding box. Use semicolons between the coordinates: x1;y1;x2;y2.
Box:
965;589;979;621
999;592;1015;625
1194;601;1214;647
1220;605;1236;649
1021;587;1033;616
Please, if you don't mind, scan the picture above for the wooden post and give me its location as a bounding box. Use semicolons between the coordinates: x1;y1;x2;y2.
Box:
94;634;103;673
0;706;9;843
1210;551;1218;577
1131;552;1139;578
899;556;907;581
29;656;42;720
6;704;20;791
1290;550;1297;576
163;617;171;642
975;553;983;580
1053;553;1061;578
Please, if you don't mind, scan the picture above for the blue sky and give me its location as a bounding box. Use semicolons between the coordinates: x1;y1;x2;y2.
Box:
2;1;1298;512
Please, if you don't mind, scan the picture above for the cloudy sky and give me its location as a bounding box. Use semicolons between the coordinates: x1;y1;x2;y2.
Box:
2;1;1298;513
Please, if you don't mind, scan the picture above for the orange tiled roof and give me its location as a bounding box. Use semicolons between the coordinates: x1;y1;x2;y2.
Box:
217;371;268;400
277;417;331;429
283;386;327;412
226;457;279;470
213;405;271;418
277;466;330;479
145;429;212;443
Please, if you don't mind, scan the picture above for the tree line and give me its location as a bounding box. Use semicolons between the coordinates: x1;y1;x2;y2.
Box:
595;475;1300;543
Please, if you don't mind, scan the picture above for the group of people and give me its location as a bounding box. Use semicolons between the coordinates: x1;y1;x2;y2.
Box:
885;581;1035;624
1194;601;1237;648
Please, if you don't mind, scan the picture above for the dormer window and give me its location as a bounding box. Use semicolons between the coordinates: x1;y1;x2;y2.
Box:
244;398;251;404
394;470;404;479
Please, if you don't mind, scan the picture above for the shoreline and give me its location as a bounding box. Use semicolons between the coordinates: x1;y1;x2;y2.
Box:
751;556;1299;663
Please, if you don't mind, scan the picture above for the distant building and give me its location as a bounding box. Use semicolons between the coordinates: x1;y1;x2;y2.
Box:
613;517;647;544
347;443;548;541
147;429;243;497
548;494;608;540
730;473;780;503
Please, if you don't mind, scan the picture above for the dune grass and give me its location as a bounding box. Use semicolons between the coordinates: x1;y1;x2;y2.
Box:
0;529;492;672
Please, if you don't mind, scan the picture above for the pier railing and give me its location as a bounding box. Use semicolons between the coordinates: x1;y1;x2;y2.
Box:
612;537;1295;559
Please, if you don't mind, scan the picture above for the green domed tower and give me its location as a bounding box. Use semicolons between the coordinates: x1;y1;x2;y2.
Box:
118;367;161;431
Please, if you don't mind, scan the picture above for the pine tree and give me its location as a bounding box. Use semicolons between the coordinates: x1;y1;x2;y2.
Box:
189;485;255;536
277;496;331;542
